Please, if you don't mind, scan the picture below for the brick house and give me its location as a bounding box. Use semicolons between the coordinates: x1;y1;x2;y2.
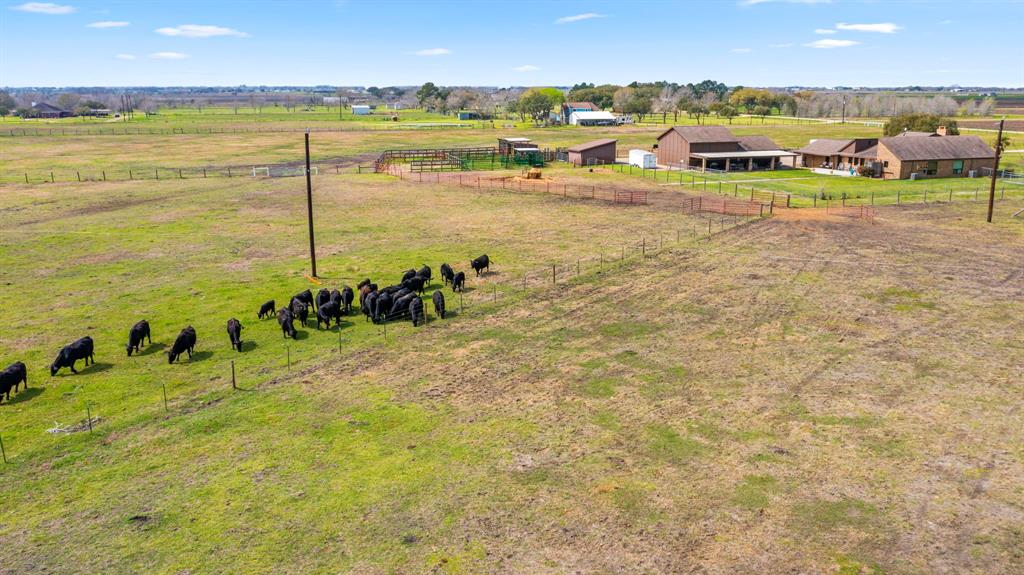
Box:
875;135;995;179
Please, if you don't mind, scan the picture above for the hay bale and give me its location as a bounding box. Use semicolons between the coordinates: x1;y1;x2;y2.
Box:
526;168;542;180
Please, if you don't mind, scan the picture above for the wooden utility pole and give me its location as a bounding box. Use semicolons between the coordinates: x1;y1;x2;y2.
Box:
986;118;1005;223
305;131;318;277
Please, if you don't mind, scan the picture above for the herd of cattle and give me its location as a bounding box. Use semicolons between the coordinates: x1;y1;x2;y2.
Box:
0;256;492;405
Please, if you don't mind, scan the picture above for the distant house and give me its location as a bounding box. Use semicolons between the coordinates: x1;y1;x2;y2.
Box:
655;126;797;171
796;127;994;179
569;110;617;126
457;111;481;120
30;102;71;118
567;139;617;166
560;101;599;123
351;105;371;115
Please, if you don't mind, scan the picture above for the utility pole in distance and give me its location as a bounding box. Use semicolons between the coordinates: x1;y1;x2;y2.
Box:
305;130;318;277
987;118;1005;223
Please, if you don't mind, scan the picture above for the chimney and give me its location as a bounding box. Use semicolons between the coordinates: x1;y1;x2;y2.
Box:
936;126;947;136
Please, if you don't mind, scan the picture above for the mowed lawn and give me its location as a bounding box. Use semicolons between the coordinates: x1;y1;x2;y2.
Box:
0;170;1021;572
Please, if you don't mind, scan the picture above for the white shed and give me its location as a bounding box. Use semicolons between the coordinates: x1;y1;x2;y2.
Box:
629;149;657;169
569;110;617;126
351;105;371;115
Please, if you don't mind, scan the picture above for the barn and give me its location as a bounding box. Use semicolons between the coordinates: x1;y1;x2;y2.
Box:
655;126;796;171
567;139;617;166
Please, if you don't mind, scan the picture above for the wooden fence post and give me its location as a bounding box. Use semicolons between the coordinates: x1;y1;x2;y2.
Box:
231;360;237;390
0;433;7;463
162;384;169;411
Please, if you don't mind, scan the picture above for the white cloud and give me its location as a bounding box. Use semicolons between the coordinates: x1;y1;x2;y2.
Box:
555;12;606;24
150;51;188;59
513;64;540;71
155;24;248;38
805;38;860;48
12;2;75;14
413;47;451;56
731;48;752;53
87;20;129;28
836;22;902;33
814;28;835;34
115;53;136;60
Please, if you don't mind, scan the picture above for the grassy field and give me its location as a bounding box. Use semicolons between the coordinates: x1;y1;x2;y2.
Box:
2;118;1023;573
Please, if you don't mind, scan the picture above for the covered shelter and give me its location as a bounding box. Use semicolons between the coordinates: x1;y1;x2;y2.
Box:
566;138;617;166
568;110;617;126
498;137;533;156
656;126;794;171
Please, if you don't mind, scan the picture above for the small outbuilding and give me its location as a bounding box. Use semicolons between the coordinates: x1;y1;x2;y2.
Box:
498;137;533;156
351;105;371;115
629;149;657;169
569;110;617;126
567;139;617;166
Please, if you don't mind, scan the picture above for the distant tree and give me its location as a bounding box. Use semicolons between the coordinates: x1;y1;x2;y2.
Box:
0;90;16;116
367;86;383;98
718;104;739;124
518;87;563;123
883;113;959;136
688;79;728;102
777;94;797;116
752;105;772;123
416;82;441;108
624;92;653;122
688;103;709;125
569;84;617;109
57;92;81;111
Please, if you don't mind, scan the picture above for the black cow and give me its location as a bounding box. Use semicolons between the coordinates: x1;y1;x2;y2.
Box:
291;298;310;327
340;286;354;314
226;318;243;352
374;291;394;323
278;307;297;338
293;289;315;311
380;284;401;296
418;265;432;283
402;275;426;294
401;269;417;283
168;327;196;364
258;299;276;320
357;278;371;290
50;336;94;376
317;300;341;329
393;287;412;301
409;297;425;327
362;291;379;322
471;254;491;276
390;293;415;319
329;288;342;305
126;320;151;356
452;271;466;292
440;263;454;286
0;362;28;404
432;290;446;319
315;288;332;311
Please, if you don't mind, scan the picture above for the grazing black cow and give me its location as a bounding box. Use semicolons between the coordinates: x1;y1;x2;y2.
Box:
452;271;466;293
278;308;297;338
380;284;401;295
357;278;371;290
374;291;394;323
402;275;426;295
126;320;151;357
471;254;491;276
168;327;197;364
362;291;379;322
409;297;425;327
329;288;342;305
432;290;446;319
390;293;415;318
418;265;432;283
258;299;276;320
401;269;417;283
440;263;455;286
291;298;310;327
316;300;342;329
0;362;28;404
293;289;315;311
50;336;94;376
226;318;243;352
315;288;332;311
340;286;354;314
393;287;412;301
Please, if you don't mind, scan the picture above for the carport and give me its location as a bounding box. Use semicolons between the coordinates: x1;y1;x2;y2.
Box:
689;150;799;172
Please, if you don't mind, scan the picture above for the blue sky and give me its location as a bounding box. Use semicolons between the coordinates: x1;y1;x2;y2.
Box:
1;0;1022;87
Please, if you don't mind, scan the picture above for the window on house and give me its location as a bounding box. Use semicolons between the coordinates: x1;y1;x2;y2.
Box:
953;159;964;175
923;161;938;175
883;161;889;168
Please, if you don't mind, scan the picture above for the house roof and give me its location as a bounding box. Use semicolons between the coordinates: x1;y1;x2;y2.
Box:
657;125;738;144
737;135;781;152
567;138;617;153
895;131;937;137
794;138;854;156
879;135;995;161
31;102;68;113
565;101;599;111
849;145;878;159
